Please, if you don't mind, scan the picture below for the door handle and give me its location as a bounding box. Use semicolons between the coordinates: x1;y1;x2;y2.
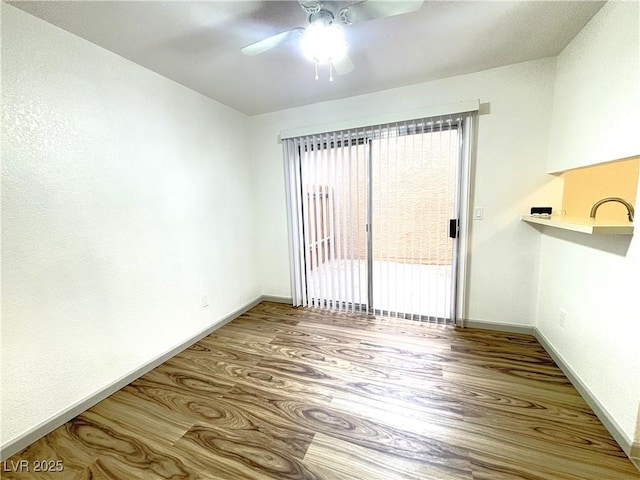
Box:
449;219;459;239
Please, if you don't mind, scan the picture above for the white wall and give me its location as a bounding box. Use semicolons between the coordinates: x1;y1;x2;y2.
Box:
1;4;258;449
537;1;640;447
547;1;640;172
250;58;560;327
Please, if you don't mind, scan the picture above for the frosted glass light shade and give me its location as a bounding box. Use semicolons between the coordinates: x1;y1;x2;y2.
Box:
300;23;347;64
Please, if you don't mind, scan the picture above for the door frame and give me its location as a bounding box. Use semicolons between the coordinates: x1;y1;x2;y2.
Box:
283;108;477;326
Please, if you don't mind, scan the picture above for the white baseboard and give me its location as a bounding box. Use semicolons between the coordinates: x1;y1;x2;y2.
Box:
260;295;293;304
0;295;267;461
632;441;640;460
533;327;635;461
462;318;535;335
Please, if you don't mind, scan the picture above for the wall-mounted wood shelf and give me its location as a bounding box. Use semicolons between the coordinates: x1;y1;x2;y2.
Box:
521;215;634;235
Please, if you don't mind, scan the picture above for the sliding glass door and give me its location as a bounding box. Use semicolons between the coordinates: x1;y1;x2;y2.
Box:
284;113;471;325
300;133;369;312
370;121;460;321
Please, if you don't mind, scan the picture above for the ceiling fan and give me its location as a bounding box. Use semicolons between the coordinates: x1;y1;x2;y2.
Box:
241;0;424;80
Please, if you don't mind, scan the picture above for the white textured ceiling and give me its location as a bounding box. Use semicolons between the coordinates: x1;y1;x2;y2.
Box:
10;1;605;115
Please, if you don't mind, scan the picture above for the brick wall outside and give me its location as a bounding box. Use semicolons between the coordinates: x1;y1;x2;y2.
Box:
304;129;457;266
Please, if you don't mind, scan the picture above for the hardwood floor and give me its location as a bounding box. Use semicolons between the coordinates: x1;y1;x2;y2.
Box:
4;302;638;479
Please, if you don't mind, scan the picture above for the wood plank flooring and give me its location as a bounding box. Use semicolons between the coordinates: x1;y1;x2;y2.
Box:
4;302;638;479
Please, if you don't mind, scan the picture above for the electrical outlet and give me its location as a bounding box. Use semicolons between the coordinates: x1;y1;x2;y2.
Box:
202;295;209;308
559;309;567;328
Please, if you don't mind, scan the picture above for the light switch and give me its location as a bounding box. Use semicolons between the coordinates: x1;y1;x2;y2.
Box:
474;207;484;220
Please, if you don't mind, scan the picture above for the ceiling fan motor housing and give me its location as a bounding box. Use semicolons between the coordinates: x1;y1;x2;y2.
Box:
309;9;335;27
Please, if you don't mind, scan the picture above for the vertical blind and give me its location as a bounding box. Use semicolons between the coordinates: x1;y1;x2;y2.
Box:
284;112;474;324
285;129;369;313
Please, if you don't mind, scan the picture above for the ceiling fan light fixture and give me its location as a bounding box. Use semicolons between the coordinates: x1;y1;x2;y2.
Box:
300;22;347;64
242;0;426;81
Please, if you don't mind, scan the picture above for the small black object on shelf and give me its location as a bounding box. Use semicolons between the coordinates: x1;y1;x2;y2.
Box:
530;207;552;216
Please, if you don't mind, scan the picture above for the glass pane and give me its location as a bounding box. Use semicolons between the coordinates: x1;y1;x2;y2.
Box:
301;136;369;312
371;123;459;320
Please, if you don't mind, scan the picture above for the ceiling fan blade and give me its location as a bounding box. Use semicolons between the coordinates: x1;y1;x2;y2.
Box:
332;52;355;75
339;0;424;25
241;28;305;56
298;0;322;15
